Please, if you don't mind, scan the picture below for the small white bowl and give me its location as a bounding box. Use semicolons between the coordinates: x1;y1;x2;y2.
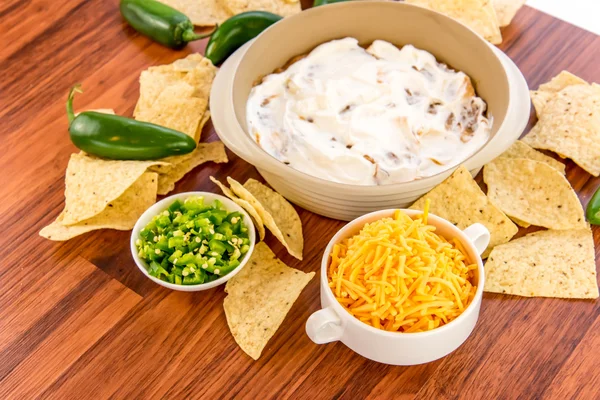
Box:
130;192;256;292
305;209;489;365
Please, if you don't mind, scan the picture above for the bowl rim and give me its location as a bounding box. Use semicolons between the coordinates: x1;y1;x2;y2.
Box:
228;1;512;192
319;208;485;337
130;191;256;292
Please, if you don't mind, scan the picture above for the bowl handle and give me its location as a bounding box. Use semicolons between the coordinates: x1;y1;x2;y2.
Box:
462;223;490;256
305;307;344;344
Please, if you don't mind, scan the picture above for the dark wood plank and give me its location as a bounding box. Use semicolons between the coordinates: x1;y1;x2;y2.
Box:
413;296;599;399
542;315;600;399
0;2;598;400
0;257;141;398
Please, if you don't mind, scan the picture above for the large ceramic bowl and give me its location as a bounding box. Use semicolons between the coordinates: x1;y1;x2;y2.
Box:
211;2;530;221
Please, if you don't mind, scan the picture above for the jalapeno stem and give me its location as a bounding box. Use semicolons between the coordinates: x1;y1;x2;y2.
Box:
66;84;83;124
181;25;218;43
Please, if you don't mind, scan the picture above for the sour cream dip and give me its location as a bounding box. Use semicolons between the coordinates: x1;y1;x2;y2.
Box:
246;38;492;185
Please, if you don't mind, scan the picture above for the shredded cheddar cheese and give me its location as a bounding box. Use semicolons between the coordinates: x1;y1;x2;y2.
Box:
328;203;477;333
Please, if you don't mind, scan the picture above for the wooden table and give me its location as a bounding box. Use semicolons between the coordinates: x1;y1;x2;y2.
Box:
1;1;599;398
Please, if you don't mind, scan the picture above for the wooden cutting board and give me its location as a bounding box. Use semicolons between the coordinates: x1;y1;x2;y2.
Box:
0;1;598;398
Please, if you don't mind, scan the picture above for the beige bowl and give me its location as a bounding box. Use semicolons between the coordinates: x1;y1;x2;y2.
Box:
211;2;530;220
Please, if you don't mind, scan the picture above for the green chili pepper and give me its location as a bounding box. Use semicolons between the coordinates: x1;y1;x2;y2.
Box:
67;85;197;160
149;261;171;280
119;0;215;49
205;11;282;65
313;0;350;7
586;186;600;225
183;273;203;285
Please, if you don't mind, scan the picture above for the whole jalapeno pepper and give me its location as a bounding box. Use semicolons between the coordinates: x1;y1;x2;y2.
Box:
120;0;215;49
67;85;197;160
205;11;282;65
586;186;600;225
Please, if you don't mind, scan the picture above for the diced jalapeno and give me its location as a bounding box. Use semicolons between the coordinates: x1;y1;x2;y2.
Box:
174;252;196;266
149;261;171;280
155;214;171;228
194;217;211;229
136;196;252;285
208;209;228;225
156;236;170;251
168;250;183;263
230;248;241;261
222;241;235;253
140;228;154;241
172;213;186;225
223;259;240;273
216;221;232;236
208;239;227;255
188;236;202;252
168;236;185;249
168;199;183;213
171;266;183;276
183;275;202;285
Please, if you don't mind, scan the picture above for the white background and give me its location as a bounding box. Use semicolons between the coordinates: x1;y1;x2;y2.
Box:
528;0;600;35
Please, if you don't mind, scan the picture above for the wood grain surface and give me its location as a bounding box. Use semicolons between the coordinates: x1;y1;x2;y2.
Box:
1;1;599;399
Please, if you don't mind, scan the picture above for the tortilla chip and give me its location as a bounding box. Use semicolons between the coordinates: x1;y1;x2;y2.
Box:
200;110;211;127
529;90;553;117
244;179;303;257
409;166;517;258
509;216;530;228
149;142;228;195
522;83;600;176
135;71;178;117
228;177;303;260
539;71;588;92
196;110;211;142
493;0;525;27
134;54;217;118
160;0;232;26
406;0;502;44
218;0;301;18
40;173;158;241
484;158;586;230
499;140;565;174
173;55;218;101
484;229;599;298
60;153;166;225
530;71;588;116
135;82;207;142
147;54;216;99
210;176;266;240
223;242;314;360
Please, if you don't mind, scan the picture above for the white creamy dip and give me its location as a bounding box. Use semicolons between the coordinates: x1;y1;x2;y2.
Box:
246;38;492;185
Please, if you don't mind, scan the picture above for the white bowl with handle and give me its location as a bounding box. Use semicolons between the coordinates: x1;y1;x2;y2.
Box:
305;209;490;365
